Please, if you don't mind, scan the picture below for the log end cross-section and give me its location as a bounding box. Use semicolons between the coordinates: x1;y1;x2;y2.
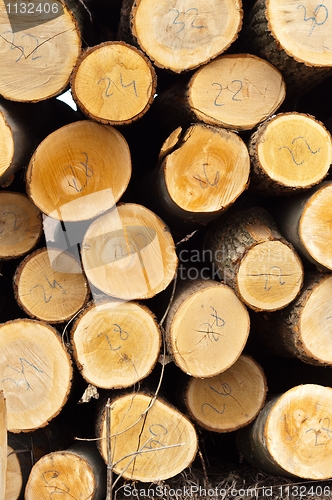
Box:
0;319;73;433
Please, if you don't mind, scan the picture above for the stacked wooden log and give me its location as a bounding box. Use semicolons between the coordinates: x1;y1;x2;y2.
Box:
1;0;332;496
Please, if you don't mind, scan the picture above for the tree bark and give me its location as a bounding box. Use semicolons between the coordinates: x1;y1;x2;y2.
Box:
241;0;332;96
183;354;267;432
237;384;332;479
118;0;243;73
70;299;161;389
0;0;82;102
204;206;304;311
96;391;198;482
26;119;132;222
0;191;42;260
13;247;90;324
81;203;178;301
25;442;106;500
271;181;332;271
0;319;73;433
249;272;332;366
249;113;332;194
136;123;250;240
71;41;157;125
164;278;250;378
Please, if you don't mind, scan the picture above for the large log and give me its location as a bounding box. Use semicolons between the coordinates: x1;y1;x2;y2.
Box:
153;53;286;133
137;123;250;239
0;192;42;260
164;278;250;378
71;299;161;389
25;442;106;500
241;0;332;96
0;391;6;500
204;206;304;311
6;446;21;500
13;247;90;323
118;0;243;73
249;112;332;194
26;120;131;222
0;0;82;102
0;319;72;433
237;384;332;479
183;354;267;432
71;41;157;125
81;203;178;301
271;181;332;271
249;272;332;366
96;392;198;482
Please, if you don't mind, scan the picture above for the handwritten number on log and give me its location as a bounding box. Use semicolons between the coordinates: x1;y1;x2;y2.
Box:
193;162;220;189
0;211;19;234
306;418;332;446
297;4;329;36
169;8;206;33
98;74;138;98
65;152;93;193
212;80;243;106
30;275;66;303
1;30;42;61
2;358;43;390
249;266;286;291
201;378;246;415
196;306;225;342
97;324;129;352
42;471;72;498
143;424;168;450
279;136;321;165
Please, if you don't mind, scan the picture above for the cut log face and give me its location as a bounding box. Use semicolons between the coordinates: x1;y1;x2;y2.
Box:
97;392;198;482
249;113;332;193
14;247;89;323
185;355;267;432
26;120;131;222
129;0;243;72
238;384;332;480
81;203;178;300
0;319;72;433
71;300;161;389
0;192;42;259
6;446;22;500
188;54;286;130
25;450;100;500
0;0;81;102
71;41;157;125
0;391;6;500
165;280;250;378
267;0;332;67
163;123;250;215
0;111;14;181
236;240;304;311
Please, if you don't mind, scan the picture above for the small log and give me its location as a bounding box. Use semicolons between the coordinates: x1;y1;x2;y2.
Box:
137;123;250;238
6;446;22;500
13;247;89;323
154;54;285;133
164;278;250;378
118;0;243;73
0;191;42;260
0;391;6;500
71;41;157;125
184;354;267;432
241;0;332;96
0;0;82;102
237;384;332;479
0;319;73;433
26;120;131;222
249;272;332;366
96;392;198;482
249;113;332;194
25;442;106;500
271;181;332;271
204;206;304;311
81;203;178;301
71;299;161;389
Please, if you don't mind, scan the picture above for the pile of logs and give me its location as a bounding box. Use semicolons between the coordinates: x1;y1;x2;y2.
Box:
2;0;332;497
